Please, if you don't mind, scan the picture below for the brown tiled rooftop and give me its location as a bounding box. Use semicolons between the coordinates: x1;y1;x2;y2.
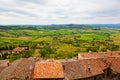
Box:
0;60;9;73
12;47;25;52
104;57;120;73
62;59;108;80
32;60;64;79
78;50;120;59
0;58;35;80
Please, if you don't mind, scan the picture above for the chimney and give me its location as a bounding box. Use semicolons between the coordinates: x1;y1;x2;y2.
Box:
118;53;120;55
7;62;10;66
63;65;65;70
87;62;91;73
76;56;78;60
89;50;92;54
25;75;29;80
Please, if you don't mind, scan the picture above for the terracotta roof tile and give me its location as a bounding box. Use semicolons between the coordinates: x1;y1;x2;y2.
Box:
0;60;9;73
0;58;35;80
62;59;108;80
104;57;120;73
78;51;120;59
32;60;64;79
12;47;25;52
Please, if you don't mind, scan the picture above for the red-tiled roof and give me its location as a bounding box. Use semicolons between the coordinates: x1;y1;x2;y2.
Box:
0;60;9;73
105;51;120;57
78;53;94;58
79;59;107;77
12;47;25;52
62;59;108;80
32;60;64;79
0;59;21;80
0;58;35;80
78;51;120;59
104;57;120;73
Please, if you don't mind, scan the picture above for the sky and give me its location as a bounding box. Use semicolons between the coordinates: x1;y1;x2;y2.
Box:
0;0;120;25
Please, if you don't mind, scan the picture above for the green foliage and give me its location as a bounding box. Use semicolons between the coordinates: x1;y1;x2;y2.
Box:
0;25;120;60
39;45;56;58
9;53;21;62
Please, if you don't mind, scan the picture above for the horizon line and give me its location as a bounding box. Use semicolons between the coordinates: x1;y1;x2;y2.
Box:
0;23;120;26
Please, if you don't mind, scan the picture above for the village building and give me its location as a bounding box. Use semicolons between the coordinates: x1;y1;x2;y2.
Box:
105;50;120;57
32;59;64;80
0;47;28;55
102;57;120;80
0;50;12;55
78;50;120;80
0;50;120;80
12;47;26;53
62;59;108;80
78;50;120;59
0;58;35;80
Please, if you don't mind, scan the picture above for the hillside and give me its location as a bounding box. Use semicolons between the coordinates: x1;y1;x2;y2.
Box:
0;24;120;61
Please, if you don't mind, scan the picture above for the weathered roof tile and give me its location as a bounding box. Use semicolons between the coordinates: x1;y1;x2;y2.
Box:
62;59;108;80
32;60;64;79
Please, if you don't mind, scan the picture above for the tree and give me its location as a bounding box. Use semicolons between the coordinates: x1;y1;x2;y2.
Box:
39;45;56;58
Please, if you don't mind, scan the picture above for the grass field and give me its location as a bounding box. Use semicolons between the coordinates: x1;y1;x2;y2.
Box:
0;25;120;59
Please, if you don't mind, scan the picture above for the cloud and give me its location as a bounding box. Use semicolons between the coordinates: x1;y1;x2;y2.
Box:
0;0;120;24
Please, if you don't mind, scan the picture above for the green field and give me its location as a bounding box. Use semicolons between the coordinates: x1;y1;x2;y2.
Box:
0;25;120;61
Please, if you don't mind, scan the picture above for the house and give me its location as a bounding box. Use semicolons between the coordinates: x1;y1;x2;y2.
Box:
105;50;120;57
78;50;106;59
62;59;108;80
0;50;12;55
0;50;120;80
78;51;120;80
102;57;120;80
0;58;35;80
12;47;25;53
78;52;106;59
32;59;64;80
78;50;120;59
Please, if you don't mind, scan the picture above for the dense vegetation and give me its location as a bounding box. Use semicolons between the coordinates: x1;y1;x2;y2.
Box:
0;24;120;61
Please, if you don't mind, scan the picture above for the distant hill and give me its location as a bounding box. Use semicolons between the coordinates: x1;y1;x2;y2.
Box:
88;24;120;28
0;24;120;30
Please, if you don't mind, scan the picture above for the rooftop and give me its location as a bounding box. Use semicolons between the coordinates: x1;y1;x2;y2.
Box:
0;58;35;80
12;47;25;52
0;60;9;73
62;58;108;80
32;59;64;79
103;57;120;73
78;50;120;59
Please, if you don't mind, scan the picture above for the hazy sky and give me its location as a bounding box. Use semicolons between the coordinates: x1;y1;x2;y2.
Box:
0;0;120;24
